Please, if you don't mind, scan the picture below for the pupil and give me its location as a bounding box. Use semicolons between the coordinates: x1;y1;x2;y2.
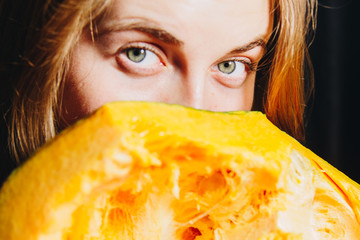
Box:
133;49;141;56
224;62;230;68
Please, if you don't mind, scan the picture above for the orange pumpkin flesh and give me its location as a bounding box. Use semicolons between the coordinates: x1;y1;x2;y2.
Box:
0;102;359;239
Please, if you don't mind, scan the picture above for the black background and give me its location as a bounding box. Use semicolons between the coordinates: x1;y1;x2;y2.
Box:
1;0;360;184
306;0;360;183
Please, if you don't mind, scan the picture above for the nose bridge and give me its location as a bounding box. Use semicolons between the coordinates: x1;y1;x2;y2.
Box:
178;42;213;110
183;67;207;109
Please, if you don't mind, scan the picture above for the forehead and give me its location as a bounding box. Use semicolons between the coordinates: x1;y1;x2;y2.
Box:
101;0;271;50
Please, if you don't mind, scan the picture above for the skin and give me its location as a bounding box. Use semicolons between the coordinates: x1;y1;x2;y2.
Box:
61;0;272;126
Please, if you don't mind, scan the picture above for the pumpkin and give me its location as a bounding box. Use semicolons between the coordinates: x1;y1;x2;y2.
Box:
0;102;359;240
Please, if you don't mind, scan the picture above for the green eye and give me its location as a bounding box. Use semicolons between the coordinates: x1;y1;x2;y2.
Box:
126;48;146;63
218;61;236;74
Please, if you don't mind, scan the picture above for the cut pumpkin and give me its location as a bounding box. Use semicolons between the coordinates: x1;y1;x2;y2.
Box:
0;102;359;240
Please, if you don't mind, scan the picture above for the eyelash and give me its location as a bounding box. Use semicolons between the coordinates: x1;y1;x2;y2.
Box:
118;43;164;62
220;58;256;73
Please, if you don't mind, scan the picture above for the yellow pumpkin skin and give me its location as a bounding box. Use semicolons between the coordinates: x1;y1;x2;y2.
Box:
0;102;359;240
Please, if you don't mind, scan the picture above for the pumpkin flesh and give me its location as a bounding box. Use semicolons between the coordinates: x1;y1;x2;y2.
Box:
0;102;359;239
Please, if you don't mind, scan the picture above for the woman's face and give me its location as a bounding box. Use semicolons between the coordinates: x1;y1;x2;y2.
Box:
62;0;271;125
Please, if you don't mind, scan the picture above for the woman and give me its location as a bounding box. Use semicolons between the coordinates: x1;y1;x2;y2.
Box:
0;0;317;175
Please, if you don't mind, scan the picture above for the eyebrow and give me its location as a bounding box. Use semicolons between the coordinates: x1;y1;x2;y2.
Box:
229;39;267;54
97;20;266;54
97;21;184;46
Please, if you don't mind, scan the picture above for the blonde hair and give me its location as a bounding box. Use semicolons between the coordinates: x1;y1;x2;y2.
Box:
8;0;113;162
262;0;317;141
7;0;317;163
